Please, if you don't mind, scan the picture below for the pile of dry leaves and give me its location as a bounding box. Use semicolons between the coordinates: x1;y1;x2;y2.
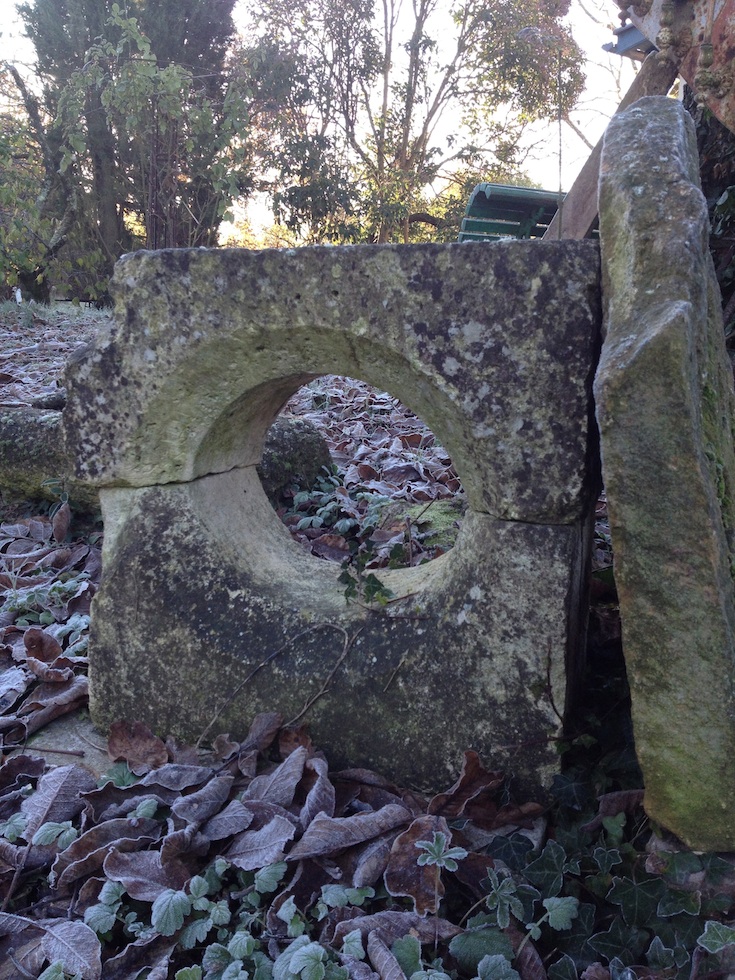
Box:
0;304;105;411
0;712;544;978
0;505;98;746
275;376;466;568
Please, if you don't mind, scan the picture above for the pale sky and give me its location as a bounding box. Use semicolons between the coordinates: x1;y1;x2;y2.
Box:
1;0;640;201
522;0;638;191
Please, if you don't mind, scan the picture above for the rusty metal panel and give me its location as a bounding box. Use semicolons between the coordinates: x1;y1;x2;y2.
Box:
623;0;735;133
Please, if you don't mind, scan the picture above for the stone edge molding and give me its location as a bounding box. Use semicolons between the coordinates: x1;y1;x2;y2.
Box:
595;96;735;850
63;240;602;798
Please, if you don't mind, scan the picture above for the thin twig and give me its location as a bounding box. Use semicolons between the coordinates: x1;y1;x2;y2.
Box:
285;625;364;726
76;731;108;753
349;589;423;612
546;639;565;724
2;843;31;912
8;953;36;980
196;623;349;748
382;655;407;693
19;746;85;757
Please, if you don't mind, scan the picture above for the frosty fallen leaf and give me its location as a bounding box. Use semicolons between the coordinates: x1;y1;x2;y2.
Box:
288;805;412;861
245;744;308;807
171;773;235;826
21;763;96;839
367;930;407;980
299;756;336;828
102;847;192;901
225;814;298;871
331;911;462;946
23;626;62;663
107;719;169;775
52;502;71;544
51;816;162;889
384;816;452;915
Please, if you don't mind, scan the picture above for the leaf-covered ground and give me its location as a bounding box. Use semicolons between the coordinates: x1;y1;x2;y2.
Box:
0;303;107;411
4;305;728;980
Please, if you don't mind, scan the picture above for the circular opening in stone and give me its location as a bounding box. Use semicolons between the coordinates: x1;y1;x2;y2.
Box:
259;375;466;570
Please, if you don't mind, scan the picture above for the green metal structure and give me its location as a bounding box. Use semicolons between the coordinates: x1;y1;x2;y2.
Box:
458;183;563;242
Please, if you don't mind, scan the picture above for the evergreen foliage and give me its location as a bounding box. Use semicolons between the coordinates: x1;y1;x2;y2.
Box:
2;0;584;292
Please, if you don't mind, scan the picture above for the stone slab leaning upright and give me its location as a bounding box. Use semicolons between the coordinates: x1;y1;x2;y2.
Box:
63;241;601;798
596;96;735;849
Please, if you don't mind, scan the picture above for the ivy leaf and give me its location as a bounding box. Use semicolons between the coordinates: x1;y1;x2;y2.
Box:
592;846;622;874
588;916;648;965
554;902;597;959
486;833;534;872
701;854;735;885
550;772;592;811
646;936;690;973
543;896;580;932
476;954;520;980
514;884;542;924
656;913;708;952
608;956;636;980
151;888;192;936
697;920;735;953
449;922;513;974
658;851;703;885
601;814;626;847
175;969;203;980
657;888;701;918
523;840;569;897
606;876;666;927
547;953;578;980
646;935;679;971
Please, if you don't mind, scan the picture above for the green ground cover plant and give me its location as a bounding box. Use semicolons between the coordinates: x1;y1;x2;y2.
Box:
0;708;733;979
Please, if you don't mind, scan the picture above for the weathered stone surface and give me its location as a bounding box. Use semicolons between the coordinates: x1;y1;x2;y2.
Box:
596;97;735;849
64;242;600;524
91;472;590;797
64;241;601;797
258;416;332;504
0;407;99;512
